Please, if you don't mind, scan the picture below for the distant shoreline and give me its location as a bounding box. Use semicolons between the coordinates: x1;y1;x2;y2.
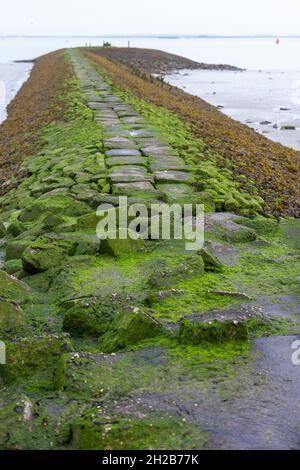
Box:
14;59;35;64
3;34;300;39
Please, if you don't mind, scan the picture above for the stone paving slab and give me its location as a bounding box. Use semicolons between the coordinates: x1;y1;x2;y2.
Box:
96;119;121;126
96;115;119;121
117;111;141;118
154;170;193;184
112;181;158;196
149;160;189;172
103;129;132;138
129;129;156;138
106;157;147;168
136;137;167;146
114;105;135;112
121;116;145;125
105;149;141;157
108;174;154;184
88;102;115;110
110;165;147;175
141;146;178;156
104;137;138;150
156;183;193;195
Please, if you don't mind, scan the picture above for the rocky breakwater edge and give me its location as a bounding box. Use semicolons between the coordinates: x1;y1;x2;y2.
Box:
0;49;299;449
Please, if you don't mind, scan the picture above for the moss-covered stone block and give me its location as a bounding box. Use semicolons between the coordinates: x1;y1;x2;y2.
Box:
148;255;205;289
224;197;240;212
22;235;77;274
199;247;225;272
39;212;65;229
99;229;146;257
235;216;279;236
0;299;25;335
0;222;6;237
54;352;116;396
73;233;100;255
211;222;257;243
18;196;90;223
75;212;99;231
6;220;27;237
99;308;164;353
6;240;31;261
0;334;73;384
0;270;31;303
179;318;248;344
4;259;23;275
62;295;122;337
71;409;205;450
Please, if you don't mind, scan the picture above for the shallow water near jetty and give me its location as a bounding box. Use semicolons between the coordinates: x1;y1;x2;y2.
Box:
0;61;32;124
166;68;300;151
195;335;300;449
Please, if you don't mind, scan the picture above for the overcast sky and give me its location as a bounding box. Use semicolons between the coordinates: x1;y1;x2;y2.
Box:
1;0;299;36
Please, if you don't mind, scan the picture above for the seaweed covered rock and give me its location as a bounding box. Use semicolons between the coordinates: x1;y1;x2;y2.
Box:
3;259;23;275
18;195;90;223
99;308;164;352
0;270;31;302
179;318;248;344
71;408;204;450
62;295;127;337
0;394;50;450
22;235;77;274
6;240;31;261
0;334;73;384
199;247;225;272
99;229;146;257
6;219;25;237
148;255;204;289
178;304;263;344
205;213;257;243
0;222;6;237
0;299;25;335
235;216;279;236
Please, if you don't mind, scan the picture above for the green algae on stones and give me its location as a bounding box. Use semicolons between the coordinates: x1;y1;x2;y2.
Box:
99;229;146;257
99;308;164;352
22;235;77;274
0;270;31;302
0;299;25;335
71;410;206;450
3;259;23;275
209;221;257;243
61;295;126;337
199;247;226;272
179;318;248;344
148;255;205;289
235;215;279;236
6;240;32;261
18;195;91;223
0;222;6;237
0;334;73;385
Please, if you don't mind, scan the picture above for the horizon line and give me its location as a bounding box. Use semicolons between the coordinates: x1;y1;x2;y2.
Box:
1;34;300;38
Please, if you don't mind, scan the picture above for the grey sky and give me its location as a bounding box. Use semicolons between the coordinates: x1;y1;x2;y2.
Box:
1;0;299;36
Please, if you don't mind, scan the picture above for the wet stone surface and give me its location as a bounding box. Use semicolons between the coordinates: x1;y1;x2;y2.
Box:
106;156;147;168
155;170;193;184
105;149;141;157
